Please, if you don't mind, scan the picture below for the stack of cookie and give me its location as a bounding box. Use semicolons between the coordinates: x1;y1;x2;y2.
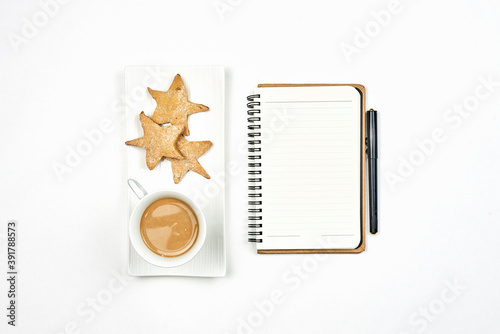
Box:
126;74;212;184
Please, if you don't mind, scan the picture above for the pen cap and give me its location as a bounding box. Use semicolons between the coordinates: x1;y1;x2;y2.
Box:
368;109;377;159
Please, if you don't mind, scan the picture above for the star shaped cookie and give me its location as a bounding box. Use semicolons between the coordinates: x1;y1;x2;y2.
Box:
166;136;212;184
125;112;184;170
148;74;209;136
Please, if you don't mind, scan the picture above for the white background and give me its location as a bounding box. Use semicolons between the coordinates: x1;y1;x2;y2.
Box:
1;0;500;333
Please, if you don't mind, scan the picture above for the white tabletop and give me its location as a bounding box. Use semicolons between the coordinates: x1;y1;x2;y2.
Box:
1;1;499;333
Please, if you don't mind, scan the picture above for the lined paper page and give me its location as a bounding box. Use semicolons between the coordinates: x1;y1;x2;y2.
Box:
255;86;361;250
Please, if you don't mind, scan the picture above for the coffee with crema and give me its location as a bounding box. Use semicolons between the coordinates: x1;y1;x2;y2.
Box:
140;198;199;257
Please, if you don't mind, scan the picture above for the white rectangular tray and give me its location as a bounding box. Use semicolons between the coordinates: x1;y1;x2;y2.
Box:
125;66;225;277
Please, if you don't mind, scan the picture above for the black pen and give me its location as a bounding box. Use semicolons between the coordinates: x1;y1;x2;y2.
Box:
367;109;378;234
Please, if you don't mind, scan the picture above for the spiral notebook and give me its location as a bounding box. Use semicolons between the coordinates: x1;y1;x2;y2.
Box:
247;84;366;254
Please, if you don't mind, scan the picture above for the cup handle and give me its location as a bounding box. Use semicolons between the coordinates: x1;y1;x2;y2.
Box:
128;179;148;199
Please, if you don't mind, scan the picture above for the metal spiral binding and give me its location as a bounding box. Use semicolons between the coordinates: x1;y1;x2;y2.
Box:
247;94;263;243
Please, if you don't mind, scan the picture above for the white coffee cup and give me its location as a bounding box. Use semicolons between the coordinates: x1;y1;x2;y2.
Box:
128;179;206;268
